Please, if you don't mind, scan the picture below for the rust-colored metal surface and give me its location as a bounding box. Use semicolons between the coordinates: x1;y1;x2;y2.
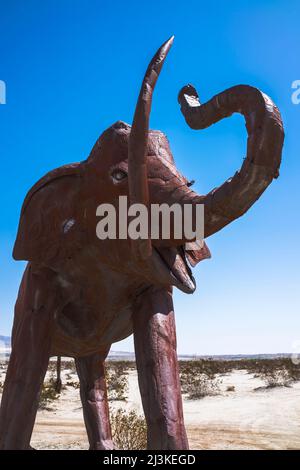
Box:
0;38;284;450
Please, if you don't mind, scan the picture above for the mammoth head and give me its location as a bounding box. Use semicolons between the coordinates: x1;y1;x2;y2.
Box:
13;37;284;295
83;36;284;292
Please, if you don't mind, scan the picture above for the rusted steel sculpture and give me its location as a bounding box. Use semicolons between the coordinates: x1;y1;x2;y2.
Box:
0;37;284;450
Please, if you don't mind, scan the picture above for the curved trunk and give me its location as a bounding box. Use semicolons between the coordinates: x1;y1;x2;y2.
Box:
178;84;284;237
128;36;174;260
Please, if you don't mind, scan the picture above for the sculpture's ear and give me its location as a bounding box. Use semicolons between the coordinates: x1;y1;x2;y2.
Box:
13;163;85;265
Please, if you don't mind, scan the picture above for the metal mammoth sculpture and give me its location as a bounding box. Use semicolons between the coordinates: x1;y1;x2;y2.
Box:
0;37;284;450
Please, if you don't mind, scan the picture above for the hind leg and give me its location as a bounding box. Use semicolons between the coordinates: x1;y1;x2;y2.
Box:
75;349;113;450
0;264;56;449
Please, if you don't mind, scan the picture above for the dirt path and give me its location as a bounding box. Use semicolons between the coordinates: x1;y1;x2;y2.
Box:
31;420;300;450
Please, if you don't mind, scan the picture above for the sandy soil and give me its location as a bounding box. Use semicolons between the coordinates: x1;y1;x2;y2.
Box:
1;366;300;450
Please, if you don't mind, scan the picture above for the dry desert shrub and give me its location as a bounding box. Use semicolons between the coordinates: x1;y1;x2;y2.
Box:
180;361;222;399
237;358;300;389
106;363;129;401
110;408;147;450
178;358;300;385
38;377;61;410
179;359;234;376
47;359;76;374
229;358;300;381
106;360;136;371
66;380;80;389
254;363;297;389
261;368;291;388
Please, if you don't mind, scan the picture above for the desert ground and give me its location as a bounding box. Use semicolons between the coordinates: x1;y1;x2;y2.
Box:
1;359;300;450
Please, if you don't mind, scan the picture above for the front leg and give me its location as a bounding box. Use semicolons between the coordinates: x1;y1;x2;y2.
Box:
75;349;113;450
133;287;188;450
0;264;55;449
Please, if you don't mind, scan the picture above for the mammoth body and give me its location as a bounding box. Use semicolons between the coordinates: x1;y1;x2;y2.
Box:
13;122;207;357
0;38;284;450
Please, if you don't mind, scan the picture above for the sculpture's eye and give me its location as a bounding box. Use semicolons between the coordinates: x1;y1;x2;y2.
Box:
111;168;128;183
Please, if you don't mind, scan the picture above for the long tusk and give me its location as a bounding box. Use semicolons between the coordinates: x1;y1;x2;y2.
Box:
128;36;174;261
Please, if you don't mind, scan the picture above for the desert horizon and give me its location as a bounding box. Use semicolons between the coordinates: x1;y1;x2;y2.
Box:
0;334;295;361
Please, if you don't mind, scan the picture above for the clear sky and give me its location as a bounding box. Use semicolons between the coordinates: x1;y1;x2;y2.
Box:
0;0;299;355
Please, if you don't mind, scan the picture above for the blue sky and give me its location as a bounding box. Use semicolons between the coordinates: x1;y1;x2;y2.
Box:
0;0;299;354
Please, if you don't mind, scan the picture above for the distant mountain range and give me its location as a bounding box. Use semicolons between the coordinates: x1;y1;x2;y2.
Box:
0;335;292;361
108;352;292;362
0;335;11;358
0;335;11;349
